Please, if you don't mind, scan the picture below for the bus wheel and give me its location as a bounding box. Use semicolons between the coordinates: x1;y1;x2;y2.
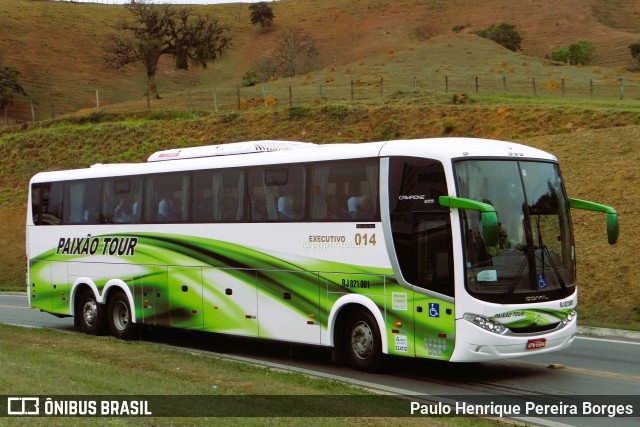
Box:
107;291;135;339
346;310;382;372
77;290;105;335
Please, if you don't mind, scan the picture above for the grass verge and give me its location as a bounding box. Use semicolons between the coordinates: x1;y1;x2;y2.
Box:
0;324;491;427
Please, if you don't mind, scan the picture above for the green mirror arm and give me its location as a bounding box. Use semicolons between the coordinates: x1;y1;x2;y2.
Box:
439;196;495;213
569;198;619;245
439;196;500;247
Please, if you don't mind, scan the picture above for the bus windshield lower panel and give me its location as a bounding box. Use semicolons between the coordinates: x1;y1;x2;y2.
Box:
455;159;575;304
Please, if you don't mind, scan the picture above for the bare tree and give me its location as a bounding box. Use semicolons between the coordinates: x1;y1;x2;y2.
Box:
274;27;315;77
104;1;231;106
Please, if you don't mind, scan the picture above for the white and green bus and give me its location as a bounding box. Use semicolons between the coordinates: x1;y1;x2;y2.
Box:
27;138;618;371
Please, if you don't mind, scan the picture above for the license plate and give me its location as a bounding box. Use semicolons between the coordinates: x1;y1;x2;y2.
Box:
527;338;547;350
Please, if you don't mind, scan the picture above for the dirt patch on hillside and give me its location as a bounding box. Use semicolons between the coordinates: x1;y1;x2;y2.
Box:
0;206;27;290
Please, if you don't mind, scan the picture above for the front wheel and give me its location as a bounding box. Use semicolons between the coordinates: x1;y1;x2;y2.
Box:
346;310;383;372
77;290;105;335
107;290;136;339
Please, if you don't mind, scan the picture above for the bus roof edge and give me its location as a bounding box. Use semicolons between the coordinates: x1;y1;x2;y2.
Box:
147;140;315;162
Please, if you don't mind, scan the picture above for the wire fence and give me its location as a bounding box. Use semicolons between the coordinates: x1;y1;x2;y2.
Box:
4;72;640;127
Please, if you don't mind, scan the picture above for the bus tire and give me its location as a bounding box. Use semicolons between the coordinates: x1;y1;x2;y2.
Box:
107;290;135;339
346;310;383;372
77;290;105;335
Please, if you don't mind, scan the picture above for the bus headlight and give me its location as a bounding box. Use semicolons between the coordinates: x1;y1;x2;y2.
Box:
463;313;507;335
561;310;577;326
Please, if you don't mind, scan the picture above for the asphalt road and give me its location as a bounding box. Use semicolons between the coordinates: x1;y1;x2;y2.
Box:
1;292;638;426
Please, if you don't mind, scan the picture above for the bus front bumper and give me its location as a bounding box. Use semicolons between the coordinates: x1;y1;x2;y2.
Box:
449;318;576;362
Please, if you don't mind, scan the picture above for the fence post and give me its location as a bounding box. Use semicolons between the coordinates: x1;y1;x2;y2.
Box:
213;89;218;112
263;87;268;109
412;76;417;92
350;80;354;102
445;75;448;93
502;76;507;93
289;85;292;108
619;79;624;100
146;77;151;111
31;101;35;123
561;78;565;98
319;84;324;101
49;90;55;120
96;89;100;113
475;76;479;93
531;78;537;96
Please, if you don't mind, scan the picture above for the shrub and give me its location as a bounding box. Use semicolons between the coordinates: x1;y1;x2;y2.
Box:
550;47;570;63
241;70;258;87
551;40;596;65
473;23;522;52
374;120;401;140
320;103;351;119
452;24;469;33
220;111;240;123
442;121;456;134
452;93;471;105
288;105;312;119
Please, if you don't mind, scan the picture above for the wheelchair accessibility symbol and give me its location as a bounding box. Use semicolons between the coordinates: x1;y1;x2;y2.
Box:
537;274;548;289
428;303;440;318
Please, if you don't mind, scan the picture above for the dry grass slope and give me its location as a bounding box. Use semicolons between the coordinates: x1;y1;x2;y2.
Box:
3;0;640;120
0;0;639;328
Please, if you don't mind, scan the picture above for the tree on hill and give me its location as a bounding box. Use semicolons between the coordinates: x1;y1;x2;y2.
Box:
0;64;27;119
473;23;522;52
249;2;275;29
550;40;596;65
628;41;640;68
274;27;317;77
104;1;231;106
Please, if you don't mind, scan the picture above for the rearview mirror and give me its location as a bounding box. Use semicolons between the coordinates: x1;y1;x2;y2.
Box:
439;196;499;247
569;198;619;245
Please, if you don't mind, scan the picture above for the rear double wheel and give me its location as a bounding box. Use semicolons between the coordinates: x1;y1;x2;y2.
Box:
346;310;383;372
107;290;136;339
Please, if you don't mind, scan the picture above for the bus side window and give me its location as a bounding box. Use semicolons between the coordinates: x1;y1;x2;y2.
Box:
249;166;305;221
65;180;101;225
310;160;378;220
104;178;142;224
193;169;246;222
31;182;64;225
145;173;189;223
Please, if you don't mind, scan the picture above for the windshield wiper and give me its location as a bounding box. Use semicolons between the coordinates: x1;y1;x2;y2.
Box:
535;215;567;294
500;199;537;302
501;253;528;304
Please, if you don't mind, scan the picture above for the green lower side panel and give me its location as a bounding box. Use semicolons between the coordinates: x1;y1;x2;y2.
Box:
29;232;456;359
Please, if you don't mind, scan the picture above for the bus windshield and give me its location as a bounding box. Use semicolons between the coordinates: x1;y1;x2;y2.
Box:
455;159;575;304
